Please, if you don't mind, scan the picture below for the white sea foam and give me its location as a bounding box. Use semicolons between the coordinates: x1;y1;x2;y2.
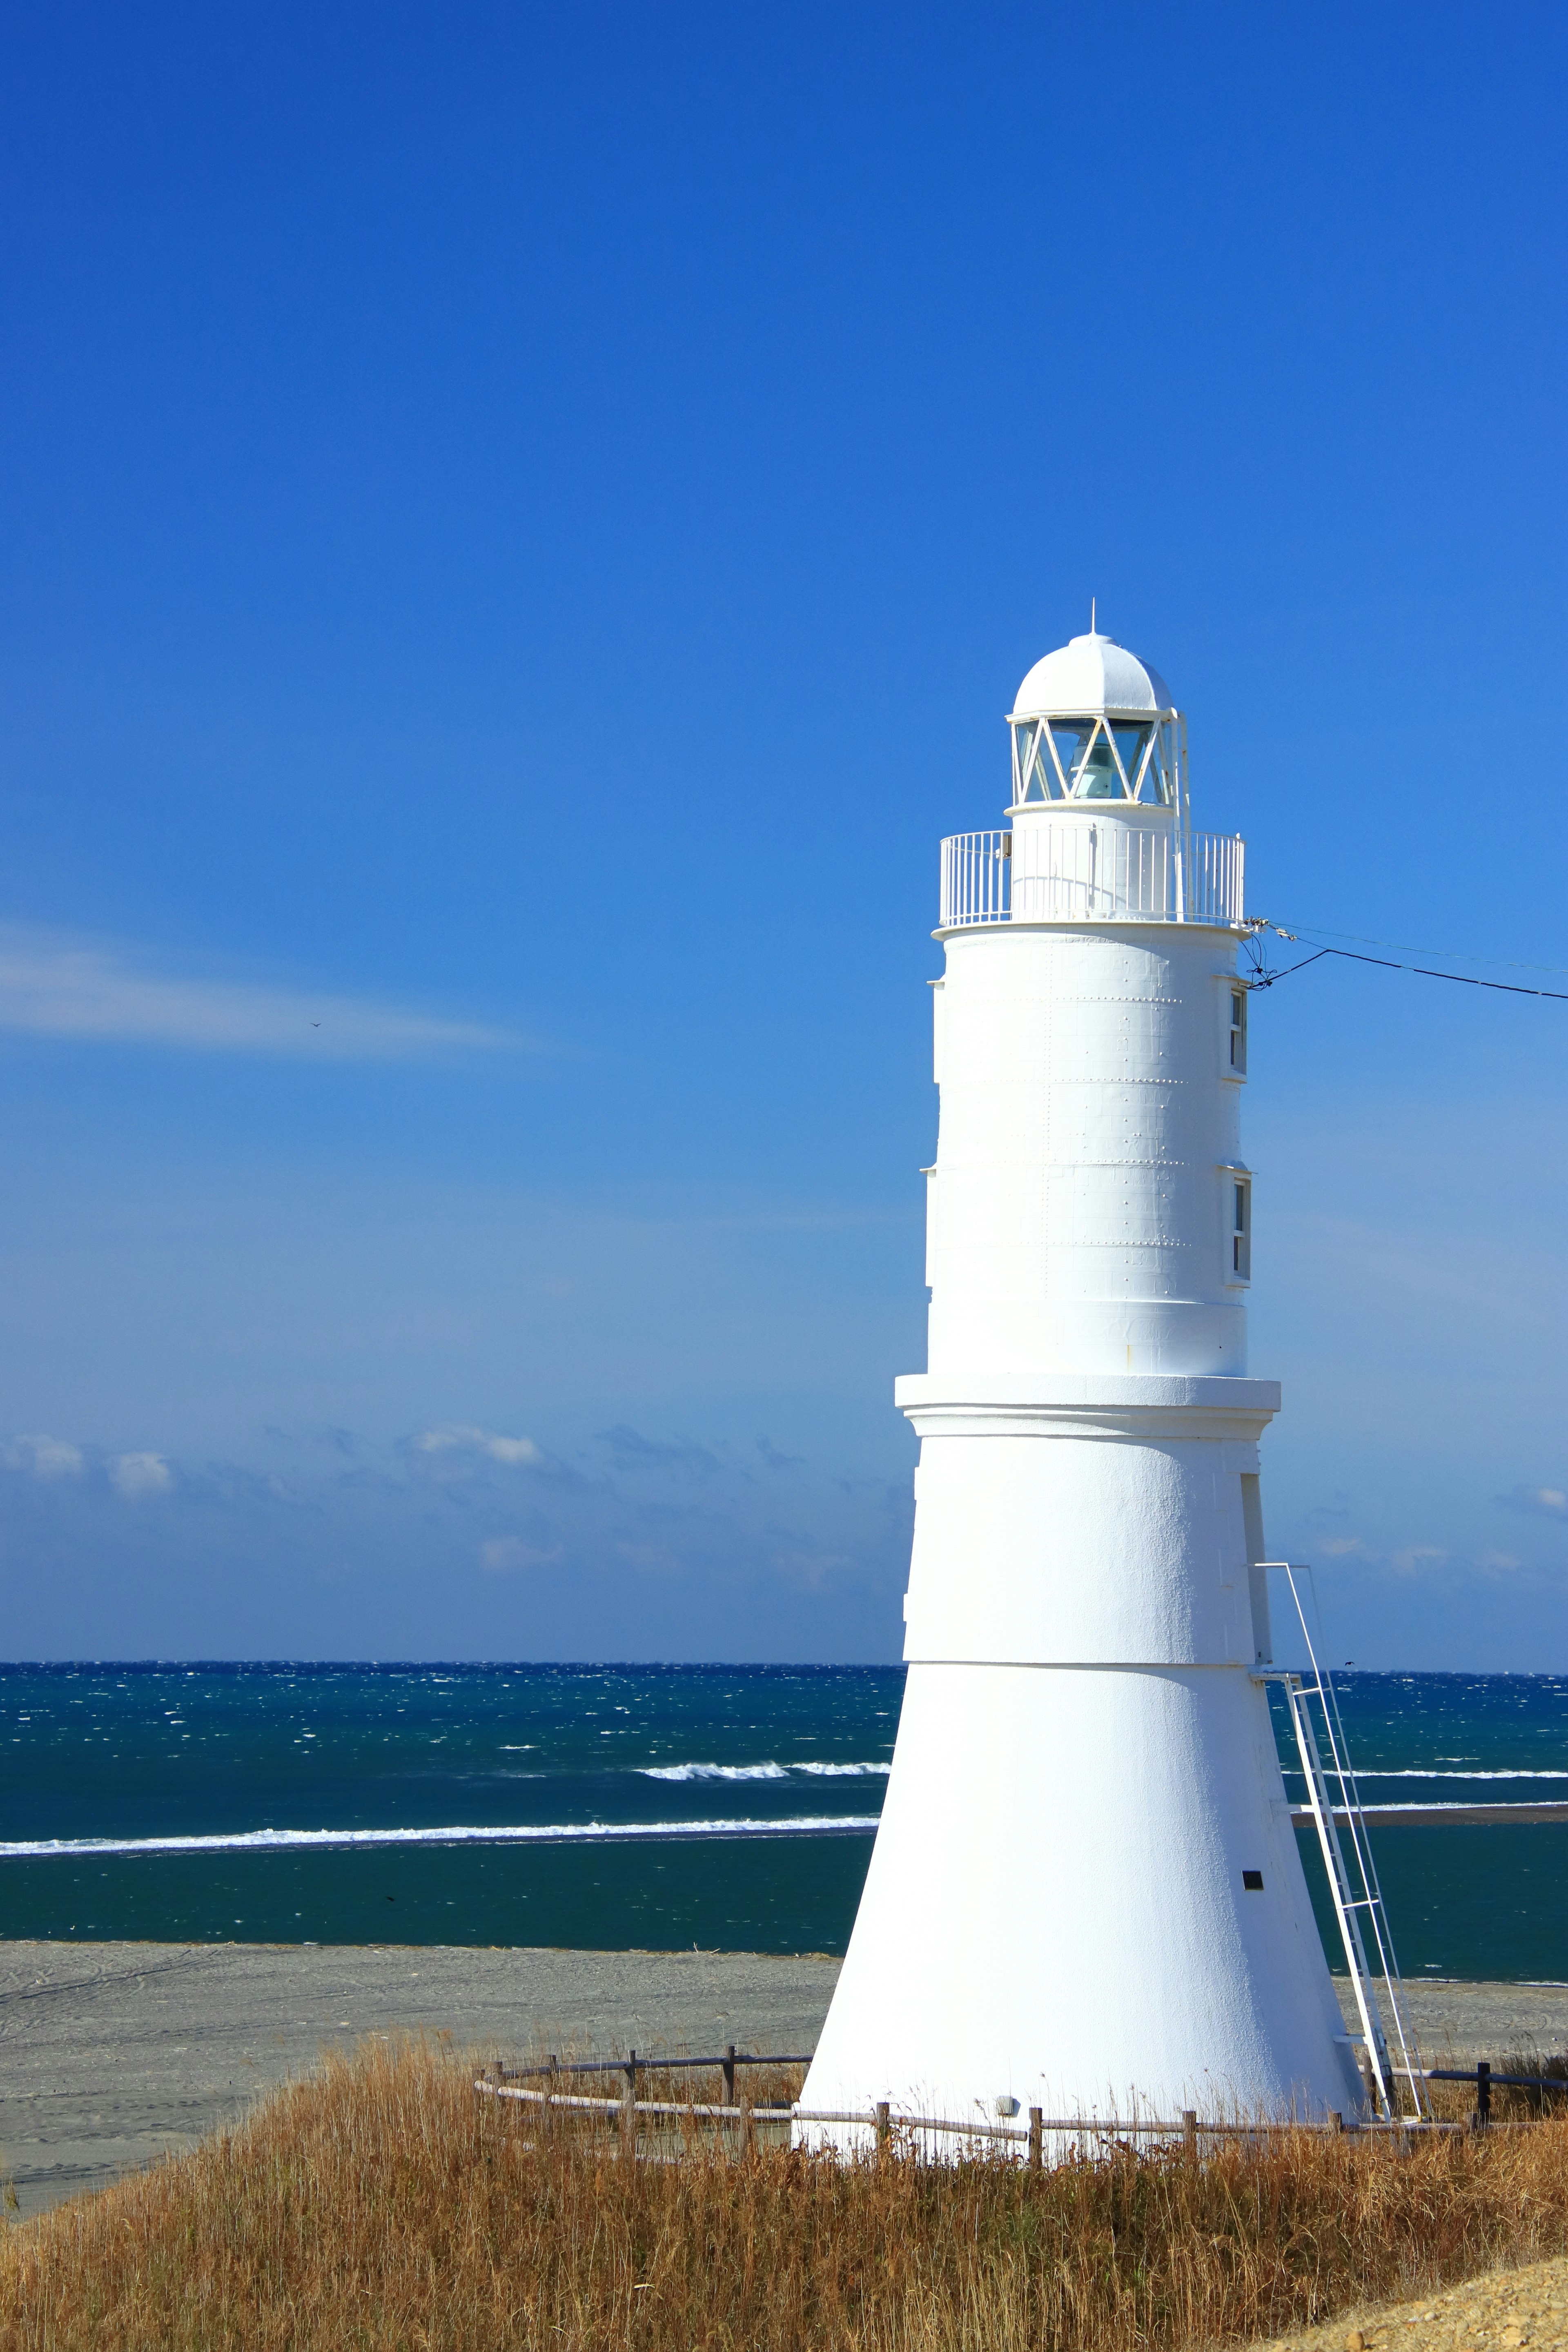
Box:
1356;1800;1568;1813
0;1815;882;1862
1351;1768;1568;1781
639;1760;891;1782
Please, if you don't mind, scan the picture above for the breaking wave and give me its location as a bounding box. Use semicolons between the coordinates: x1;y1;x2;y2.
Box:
1352;1768;1568;1780
0;1815;882;1862
639;1760;891;1782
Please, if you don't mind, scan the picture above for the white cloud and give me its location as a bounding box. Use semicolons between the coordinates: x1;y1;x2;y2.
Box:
1390;1545;1448;1577
416;1425;541;1466
1500;1484;1568;1519
4;1433;85;1479
479;1537;563;1573
111;1452;173;1497
0;927;520;1060
1318;1538;1449;1577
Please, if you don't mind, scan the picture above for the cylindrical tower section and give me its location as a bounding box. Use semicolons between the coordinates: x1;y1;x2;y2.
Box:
927;922;1250;1381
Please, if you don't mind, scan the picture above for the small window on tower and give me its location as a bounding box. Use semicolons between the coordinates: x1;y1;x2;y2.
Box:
1229;987;1247;1075
1231;1178;1252;1281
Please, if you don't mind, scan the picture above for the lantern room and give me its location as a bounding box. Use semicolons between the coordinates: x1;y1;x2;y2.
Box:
1007;625;1184;814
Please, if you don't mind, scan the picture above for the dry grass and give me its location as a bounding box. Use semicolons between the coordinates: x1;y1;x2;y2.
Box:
4;2038;1568;2352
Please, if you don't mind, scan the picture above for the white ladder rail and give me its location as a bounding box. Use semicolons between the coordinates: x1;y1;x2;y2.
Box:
1281;1565;1428;2118
1260;1564;1429;2122
1287;1675;1399;2116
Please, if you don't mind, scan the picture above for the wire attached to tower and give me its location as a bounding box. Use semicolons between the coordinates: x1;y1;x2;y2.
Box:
1241;926;1568;1004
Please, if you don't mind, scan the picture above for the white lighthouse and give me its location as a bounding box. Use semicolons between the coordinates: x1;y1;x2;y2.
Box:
802;623;1363;2133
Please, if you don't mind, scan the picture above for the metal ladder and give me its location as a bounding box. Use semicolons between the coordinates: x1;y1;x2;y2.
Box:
1259;1564;1428;2122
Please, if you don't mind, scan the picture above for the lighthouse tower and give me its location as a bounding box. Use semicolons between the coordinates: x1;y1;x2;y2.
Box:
802;625;1362;2133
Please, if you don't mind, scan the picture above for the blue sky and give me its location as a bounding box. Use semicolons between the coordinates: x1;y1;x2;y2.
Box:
0;0;1564;1664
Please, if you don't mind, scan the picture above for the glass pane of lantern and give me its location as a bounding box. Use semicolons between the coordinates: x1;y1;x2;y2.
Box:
1013;721;1048;800
1137;737;1171;803
1035;726;1063;797
1110;724;1153;796
1071;722;1125;799
1049;719;1099;794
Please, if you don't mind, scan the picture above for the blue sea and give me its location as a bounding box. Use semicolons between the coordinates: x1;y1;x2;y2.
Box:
3;1665;1566;1979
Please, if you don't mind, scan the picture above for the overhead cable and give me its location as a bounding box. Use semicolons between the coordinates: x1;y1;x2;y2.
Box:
1245;931;1568;1003
1264;920;1568;981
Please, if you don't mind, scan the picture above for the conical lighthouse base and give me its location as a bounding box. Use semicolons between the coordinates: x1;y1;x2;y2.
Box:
799;1376;1364;2142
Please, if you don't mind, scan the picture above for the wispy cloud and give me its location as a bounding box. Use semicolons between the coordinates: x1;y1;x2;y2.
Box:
1390;1545;1449;1577
110;1451;174;1497
3;1434;174;1496
3;1433;85;1479
415;1425;542;1467
1500;1484;1568;1520
479;1536;564;1573
597;1425;721;1477
1316;1535;1451;1577
0;928;521;1059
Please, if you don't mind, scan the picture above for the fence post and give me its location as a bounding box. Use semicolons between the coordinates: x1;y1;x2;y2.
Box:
1182;2110;1198;2163
875;2101;891;2162
722;2044;736;2108
1474;2061;1491;2133
1028;2107;1043;2171
621;2050;637;2160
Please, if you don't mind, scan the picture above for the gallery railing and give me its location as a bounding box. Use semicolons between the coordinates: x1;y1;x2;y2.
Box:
940;824;1244;928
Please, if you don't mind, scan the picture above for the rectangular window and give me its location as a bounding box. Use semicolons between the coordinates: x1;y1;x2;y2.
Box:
1229;987;1247;1074
1231;1177;1251;1280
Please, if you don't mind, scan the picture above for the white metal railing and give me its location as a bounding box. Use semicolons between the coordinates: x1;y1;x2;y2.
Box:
939;824;1244;929
940;830;1013;926
1189;831;1245;925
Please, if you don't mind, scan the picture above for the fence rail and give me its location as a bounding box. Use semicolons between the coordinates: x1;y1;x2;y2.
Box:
474;2078;1508;2150
939;825;1244;929
498;2048;812;2082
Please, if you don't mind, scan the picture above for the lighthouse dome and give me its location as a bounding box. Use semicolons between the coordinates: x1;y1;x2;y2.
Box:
1011;629;1174;720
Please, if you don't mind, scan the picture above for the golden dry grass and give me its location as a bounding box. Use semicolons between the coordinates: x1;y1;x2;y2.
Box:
4;2038;1568;2352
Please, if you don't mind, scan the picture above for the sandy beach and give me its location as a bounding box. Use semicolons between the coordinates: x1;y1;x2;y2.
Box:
0;1940;839;2217
3;1942;1566;2220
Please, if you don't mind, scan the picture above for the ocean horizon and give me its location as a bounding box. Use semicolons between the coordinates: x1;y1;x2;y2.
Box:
4;1662;1566;1979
